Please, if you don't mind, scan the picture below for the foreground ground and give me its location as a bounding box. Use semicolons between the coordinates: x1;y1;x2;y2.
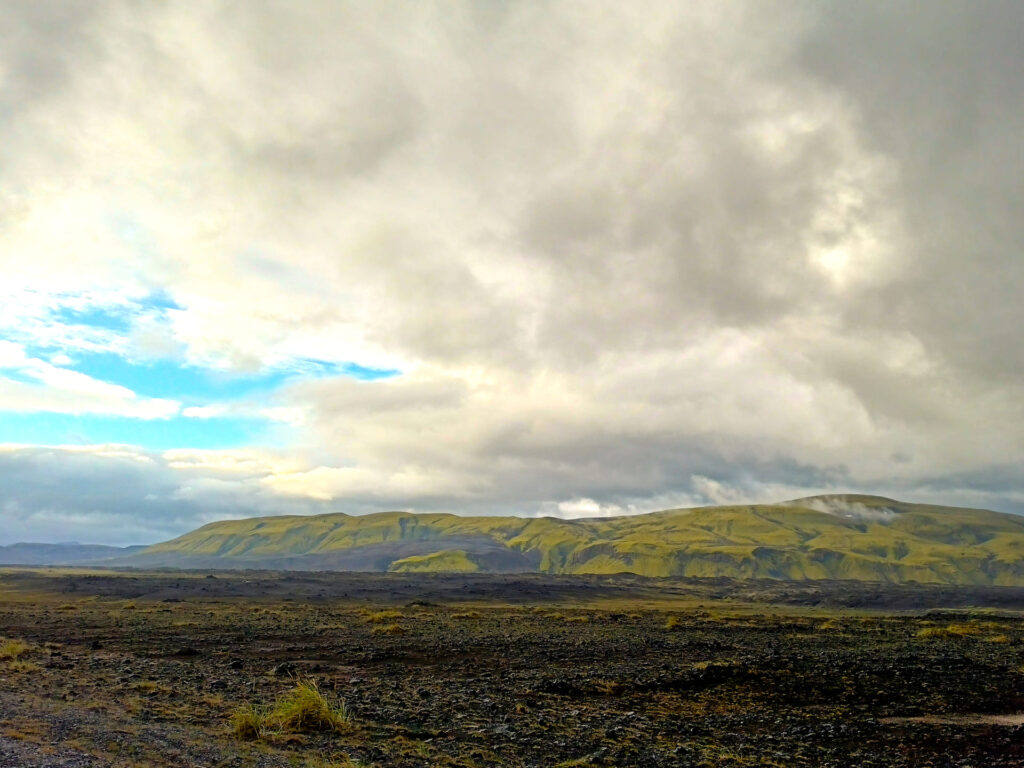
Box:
1;570;1023;767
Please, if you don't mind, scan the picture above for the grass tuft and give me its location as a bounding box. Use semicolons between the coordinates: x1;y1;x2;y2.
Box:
231;704;265;740
364;610;403;624
371;623;405;635
233;679;350;740
270;679;349;733
0;638;33;660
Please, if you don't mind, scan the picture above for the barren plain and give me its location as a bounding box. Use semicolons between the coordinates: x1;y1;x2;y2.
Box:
1;570;1023;767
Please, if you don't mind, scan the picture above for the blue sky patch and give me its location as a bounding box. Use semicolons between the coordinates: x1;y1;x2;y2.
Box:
51;305;132;333
0;411;271;451
67;352;292;402
337;361;402;381
62;353;400;403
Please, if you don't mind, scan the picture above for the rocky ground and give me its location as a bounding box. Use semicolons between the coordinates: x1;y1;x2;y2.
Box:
1;569;1023;767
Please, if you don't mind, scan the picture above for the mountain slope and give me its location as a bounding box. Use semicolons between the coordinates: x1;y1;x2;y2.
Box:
124;495;1024;585
0;543;146;565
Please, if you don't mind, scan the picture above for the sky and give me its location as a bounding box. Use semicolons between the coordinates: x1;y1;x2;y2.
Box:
2;1;1024;545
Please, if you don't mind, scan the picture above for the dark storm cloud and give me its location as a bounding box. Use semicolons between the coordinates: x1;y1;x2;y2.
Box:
803;1;1024;380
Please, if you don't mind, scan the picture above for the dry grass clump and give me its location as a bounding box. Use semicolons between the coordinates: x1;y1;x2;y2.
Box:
371;623;405;635
592;679;625;695
364;610;403;624
231;704;265;740
271;679;349;733
0;638;34;660
233;679;350;741
985;634;1010;644
917;623;981;639
665;616;682;630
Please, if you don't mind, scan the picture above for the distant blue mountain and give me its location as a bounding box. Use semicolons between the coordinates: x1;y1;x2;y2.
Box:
0;542;147;565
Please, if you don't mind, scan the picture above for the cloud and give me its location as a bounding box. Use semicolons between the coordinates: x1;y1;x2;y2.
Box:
2;2;1024;541
796;497;899;523
0;341;179;419
0;444;323;545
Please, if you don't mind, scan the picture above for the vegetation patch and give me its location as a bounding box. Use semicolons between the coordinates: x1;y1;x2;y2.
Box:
233;679;350;741
371;622;405;635
917;623;982;639
363;610;403;624
0;637;35;660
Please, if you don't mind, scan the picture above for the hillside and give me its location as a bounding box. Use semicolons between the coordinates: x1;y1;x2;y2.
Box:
118;495;1024;585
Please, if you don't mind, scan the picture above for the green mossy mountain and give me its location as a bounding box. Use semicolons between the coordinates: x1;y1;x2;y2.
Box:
129;495;1024;584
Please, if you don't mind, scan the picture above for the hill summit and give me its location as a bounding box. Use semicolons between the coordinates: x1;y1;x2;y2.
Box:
118;494;1024;585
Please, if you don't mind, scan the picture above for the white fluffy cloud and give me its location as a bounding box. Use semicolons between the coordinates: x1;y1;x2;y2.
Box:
2;1;1024;543
0;341;179;419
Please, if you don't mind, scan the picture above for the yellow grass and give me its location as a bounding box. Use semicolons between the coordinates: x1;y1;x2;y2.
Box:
364;610;403;624
917;623;981;639
0;638;33;660
371;623;405;635
233;679;350;740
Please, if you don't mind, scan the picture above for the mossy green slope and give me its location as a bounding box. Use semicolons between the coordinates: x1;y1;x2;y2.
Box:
139;495;1024;584
389;549;480;573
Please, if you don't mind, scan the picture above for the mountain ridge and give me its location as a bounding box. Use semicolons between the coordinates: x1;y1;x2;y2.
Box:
106;494;1024;585
0;542;146;565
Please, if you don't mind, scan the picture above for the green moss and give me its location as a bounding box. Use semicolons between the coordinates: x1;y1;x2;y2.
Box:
388;550;480;573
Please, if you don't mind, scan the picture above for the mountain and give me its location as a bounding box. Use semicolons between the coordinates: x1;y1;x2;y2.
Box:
115;495;1024;585
0;542;146;565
